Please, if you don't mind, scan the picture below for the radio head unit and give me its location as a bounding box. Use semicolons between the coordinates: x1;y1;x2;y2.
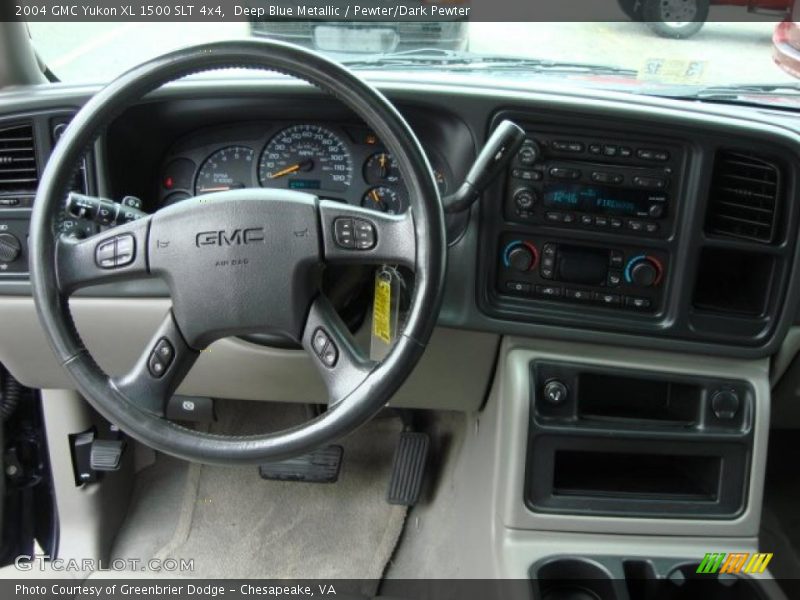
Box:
504;133;682;239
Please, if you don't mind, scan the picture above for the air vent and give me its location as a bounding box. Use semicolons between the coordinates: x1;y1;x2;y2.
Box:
706;150;780;243
0;122;38;194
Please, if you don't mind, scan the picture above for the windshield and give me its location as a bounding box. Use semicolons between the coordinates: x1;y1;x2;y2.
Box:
28;20;798;103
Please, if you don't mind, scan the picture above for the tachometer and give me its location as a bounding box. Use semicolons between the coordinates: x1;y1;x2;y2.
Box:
195;146;255;195
259;125;353;192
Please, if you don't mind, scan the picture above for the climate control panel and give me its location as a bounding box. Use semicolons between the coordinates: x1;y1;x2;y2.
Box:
497;233;667;312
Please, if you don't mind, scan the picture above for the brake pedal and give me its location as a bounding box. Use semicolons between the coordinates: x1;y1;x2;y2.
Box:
387;431;430;506
258;445;343;483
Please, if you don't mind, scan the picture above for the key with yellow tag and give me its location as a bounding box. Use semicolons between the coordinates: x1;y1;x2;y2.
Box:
370;267;401;360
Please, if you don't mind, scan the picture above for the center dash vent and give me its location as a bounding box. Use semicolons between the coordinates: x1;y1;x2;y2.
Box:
705;149;781;244
0;122;38;194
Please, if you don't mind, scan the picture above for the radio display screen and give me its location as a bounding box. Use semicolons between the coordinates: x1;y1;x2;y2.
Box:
543;184;663;217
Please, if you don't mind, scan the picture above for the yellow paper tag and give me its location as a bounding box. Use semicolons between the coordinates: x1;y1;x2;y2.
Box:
638;58;707;85
372;276;392;344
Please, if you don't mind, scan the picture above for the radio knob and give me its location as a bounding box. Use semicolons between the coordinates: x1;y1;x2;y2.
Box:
513;188;537;211
648;203;665;218
626;256;663;288
517;141;540;166
0;232;21;263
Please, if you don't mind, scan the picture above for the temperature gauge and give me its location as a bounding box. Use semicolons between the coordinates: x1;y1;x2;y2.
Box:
362;186;404;214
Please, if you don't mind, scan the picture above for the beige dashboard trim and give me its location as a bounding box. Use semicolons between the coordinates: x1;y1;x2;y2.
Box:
0;296;499;410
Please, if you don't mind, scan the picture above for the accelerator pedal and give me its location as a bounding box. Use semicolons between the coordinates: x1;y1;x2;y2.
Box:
387;431;430;506
258;445;343;483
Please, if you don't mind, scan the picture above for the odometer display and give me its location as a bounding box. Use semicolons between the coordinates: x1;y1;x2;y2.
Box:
259;125;353;192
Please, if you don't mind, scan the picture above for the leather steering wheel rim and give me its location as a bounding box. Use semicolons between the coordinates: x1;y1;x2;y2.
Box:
28;40;446;465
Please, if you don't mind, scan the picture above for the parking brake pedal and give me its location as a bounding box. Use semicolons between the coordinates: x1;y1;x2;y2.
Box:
387;431;430;506
258;445;343;483
90;439;126;471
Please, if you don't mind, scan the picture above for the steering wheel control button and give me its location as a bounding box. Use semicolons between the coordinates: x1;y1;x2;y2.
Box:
148;338;175;379
354;219;376;250
312;328;330;355
543;380;568;405
334;218;355;248
155;338;175;364
95;238;117;269
94;234;136;269
114;234;135;267
312;328;338;368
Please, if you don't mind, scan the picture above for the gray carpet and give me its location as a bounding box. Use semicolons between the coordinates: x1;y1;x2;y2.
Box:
111;401;407;582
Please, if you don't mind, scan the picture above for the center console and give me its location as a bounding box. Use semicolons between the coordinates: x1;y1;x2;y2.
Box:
477;111;799;352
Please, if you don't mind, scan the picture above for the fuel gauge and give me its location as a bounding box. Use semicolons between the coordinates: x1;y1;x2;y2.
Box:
362;186;404;214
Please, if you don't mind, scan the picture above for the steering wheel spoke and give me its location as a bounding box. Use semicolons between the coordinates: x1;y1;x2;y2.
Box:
302;294;376;406
56;215;151;295
319;200;416;269
111;311;199;416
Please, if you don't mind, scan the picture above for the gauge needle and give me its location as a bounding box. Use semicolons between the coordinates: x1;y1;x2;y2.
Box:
369;189;382;205
379;153;388;178
270;159;312;179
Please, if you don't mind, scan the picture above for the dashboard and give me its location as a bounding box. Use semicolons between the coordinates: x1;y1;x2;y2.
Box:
155;121;451;215
1;78;800;364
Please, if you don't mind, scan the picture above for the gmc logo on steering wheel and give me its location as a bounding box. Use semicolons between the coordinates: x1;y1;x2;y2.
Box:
195;228;265;247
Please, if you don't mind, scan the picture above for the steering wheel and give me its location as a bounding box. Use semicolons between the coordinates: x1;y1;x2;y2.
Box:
28;40;446;465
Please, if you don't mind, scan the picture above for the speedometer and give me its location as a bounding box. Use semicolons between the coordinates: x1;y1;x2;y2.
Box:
258;125;353;193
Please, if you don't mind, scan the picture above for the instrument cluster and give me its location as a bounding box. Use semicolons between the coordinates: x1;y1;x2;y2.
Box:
158;122;450;214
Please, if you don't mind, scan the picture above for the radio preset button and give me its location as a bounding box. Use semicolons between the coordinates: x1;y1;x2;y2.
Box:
511;169;542;181
580;215;593;226
633;176;667;189
588;144;602;155
619;146;633;158
645;222;660;234
610;218;623;229
549;167;581;180
603;145;618;157
627;220;644;232
594;216;609;227
545;211;564;223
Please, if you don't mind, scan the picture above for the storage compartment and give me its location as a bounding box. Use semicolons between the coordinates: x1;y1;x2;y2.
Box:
577;372;700;426
553;451;721;501
692;248;774;317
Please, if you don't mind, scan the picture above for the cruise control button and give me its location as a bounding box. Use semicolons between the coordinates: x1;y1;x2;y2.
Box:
312;329;329;355
333;218;355;248
320;341;338;368
148;354;166;378
154;338;174;366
